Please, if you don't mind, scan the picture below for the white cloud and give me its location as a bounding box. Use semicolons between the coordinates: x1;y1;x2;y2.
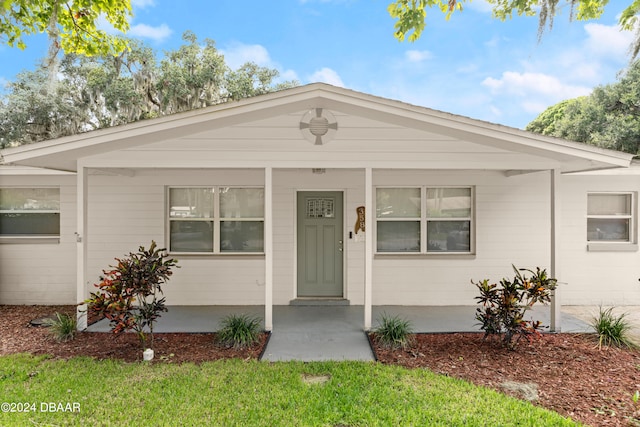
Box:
220;43;299;84
584;23;635;58
128;23;172;42
482;71;591;99
131;0;155;8
307;68;345;86
465;0;493;13
405;50;432;62
221;43;272;69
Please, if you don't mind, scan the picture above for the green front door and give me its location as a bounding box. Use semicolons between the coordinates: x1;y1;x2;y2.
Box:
297;191;344;297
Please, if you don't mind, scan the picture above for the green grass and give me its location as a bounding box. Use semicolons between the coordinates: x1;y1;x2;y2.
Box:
0;354;578;426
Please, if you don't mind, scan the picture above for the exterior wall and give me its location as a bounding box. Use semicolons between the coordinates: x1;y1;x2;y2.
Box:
0;173;76;304
371;170;551;306
3;167;638;307
86;169;266;305
560;174;640;305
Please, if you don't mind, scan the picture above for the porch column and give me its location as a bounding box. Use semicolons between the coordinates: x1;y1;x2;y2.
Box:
76;165;88;330
364;167;373;330
550;168;561;332
264;167;273;331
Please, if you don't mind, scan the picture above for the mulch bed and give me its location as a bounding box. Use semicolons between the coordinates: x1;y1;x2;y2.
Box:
2;305;640;426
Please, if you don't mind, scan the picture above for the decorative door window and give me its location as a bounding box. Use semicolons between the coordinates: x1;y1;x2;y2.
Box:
306;198;335;218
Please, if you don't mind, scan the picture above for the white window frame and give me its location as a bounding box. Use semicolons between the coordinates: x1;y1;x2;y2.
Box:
587;192;638;252
167;186;265;255
0;187;60;243
375;186;475;255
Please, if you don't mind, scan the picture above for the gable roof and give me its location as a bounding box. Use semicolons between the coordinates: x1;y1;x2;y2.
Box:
0;83;633;172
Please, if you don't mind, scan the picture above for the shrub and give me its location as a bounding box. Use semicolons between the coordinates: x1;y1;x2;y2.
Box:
473;265;557;349
86;241;178;351
374;313;413;349
217;314;262;349
591;306;636;349
44;312;77;342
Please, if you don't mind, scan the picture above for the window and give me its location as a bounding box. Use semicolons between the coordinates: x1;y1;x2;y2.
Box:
168;187;264;254
587;193;635;243
0;188;60;238
376;187;473;254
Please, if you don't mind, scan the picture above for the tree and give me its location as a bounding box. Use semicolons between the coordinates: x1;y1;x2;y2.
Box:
388;0;640;57
0;33;298;148
0;0;131;57
526;60;640;155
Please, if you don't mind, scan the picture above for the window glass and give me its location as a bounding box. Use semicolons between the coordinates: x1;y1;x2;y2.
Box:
169;221;214;252
587;194;631;216
0;188;60;237
169;188;215;219
220;221;264;252
587;218;630;242
220;188;264;218
427;220;471;252
168;186;265;253
376;221;420;252
426;188;471;218
376;188;420;218
0;188;60;211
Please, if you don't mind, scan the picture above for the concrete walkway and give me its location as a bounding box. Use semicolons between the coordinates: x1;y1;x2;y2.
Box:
86;305;599;361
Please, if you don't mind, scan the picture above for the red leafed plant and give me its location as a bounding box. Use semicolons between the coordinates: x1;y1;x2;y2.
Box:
473;265;557;349
86;241;178;351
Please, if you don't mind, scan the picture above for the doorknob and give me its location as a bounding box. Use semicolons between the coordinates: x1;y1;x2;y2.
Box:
338;240;343;252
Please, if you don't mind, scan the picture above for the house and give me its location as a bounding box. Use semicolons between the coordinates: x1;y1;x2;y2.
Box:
1;83;638;332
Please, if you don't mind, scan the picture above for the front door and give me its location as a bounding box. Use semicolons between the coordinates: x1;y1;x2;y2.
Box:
297;191;344;297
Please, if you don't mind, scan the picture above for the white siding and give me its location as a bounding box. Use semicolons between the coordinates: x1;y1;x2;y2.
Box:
560;174;640;305
85;169;266;305
371;170;550;305
4;167;639;307
0;174;76;304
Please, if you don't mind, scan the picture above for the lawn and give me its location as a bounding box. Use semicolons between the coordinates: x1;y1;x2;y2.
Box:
0;354;576;426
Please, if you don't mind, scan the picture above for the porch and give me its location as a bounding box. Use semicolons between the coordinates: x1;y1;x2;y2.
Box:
86;305;592;361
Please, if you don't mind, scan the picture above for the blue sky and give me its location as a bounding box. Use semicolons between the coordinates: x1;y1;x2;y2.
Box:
0;0;635;129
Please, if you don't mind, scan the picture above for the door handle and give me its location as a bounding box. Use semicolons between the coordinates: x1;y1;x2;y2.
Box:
338;240;343;252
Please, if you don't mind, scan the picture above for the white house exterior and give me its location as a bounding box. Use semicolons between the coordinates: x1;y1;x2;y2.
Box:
1;83;638;331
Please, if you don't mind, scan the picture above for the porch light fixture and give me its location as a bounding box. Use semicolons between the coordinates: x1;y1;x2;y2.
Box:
300;108;338;145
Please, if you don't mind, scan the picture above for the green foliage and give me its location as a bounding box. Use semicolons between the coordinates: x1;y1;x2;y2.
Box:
474;265;557;349
0;0;131;56
86;241;178;350
591;306;637;349
44;312;77;342
216;314;262;349
388;0;465;41
0;32;297;148
526;60;640;155
388;0;640;57
374;313;414;349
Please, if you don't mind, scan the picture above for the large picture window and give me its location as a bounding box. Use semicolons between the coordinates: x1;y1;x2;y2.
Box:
0;188;60;237
587;193;635;243
376;187;473;254
168;187;264;254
